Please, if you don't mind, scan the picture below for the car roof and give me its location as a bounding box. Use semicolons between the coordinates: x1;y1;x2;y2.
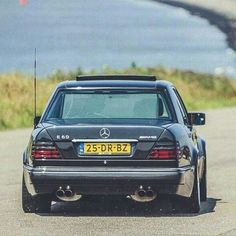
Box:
56;75;173;90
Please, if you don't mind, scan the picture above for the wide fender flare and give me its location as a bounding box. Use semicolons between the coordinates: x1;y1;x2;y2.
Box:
191;147;199;167
200;138;206;158
197;137;206;159
23;150;27;164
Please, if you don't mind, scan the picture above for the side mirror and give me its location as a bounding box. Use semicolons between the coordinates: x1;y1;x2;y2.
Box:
188;112;205;126
34;116;41;128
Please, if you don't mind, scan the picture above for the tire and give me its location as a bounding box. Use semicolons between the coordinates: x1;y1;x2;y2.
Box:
22;176;51;213
200;158;207;201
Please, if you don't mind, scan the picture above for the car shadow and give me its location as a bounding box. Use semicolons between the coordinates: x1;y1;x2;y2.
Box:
38;196;221;217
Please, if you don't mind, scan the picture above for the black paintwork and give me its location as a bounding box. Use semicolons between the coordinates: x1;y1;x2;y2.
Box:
23;75;206;199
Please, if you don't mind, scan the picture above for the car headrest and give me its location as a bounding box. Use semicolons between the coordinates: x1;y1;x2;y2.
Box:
158;98;164;116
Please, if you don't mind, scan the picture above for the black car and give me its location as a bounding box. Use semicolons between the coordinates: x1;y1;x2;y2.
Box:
22;75;206;213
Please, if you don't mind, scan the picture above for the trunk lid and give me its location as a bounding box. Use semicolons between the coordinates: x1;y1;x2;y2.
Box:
44;124;165;160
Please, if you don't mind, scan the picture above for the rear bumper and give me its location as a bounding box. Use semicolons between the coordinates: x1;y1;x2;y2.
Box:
23;165;195;198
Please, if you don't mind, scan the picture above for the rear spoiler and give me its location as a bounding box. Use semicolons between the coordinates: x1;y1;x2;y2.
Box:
76;75;157;81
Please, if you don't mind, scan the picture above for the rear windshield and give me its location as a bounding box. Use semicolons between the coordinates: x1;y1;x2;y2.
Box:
44;90;172;123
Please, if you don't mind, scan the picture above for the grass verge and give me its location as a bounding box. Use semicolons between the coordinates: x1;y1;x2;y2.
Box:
1;66;236;130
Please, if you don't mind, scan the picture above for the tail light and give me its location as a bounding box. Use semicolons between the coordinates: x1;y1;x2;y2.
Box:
149;142;178;160
32;142;61;160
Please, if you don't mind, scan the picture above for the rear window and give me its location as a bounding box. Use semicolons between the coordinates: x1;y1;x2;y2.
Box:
45;90;171;122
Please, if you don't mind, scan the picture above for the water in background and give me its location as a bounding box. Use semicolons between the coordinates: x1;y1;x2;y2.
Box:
0;0;236;77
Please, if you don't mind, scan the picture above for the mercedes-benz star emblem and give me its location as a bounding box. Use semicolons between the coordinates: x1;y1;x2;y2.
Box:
99;128;110;139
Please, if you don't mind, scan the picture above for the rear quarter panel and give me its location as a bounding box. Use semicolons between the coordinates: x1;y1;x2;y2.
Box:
167;123;199;167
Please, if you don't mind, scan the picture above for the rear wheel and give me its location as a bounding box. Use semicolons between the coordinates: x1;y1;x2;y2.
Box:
174;165;201;213
200;159;207;201
184;165;201;213
22;176;51;213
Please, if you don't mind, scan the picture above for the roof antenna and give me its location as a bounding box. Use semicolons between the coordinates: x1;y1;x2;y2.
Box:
33;48;38;128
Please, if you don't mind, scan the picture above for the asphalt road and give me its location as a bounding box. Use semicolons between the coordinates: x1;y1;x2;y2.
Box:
0;108;235;236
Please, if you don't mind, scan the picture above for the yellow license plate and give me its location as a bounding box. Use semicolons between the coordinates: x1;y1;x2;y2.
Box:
82;143;131;155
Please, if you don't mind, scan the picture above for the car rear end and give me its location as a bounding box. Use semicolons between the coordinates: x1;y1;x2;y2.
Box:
23;78;194;207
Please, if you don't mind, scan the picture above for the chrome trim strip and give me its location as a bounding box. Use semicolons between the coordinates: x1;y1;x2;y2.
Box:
72;139;138;143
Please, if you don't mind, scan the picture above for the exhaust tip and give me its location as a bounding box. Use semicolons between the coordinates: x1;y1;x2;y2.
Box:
138;189;146;197
56;186;81;201
56;189;64;198
130;186;157;203
65;189;73;197
146;190;154;197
